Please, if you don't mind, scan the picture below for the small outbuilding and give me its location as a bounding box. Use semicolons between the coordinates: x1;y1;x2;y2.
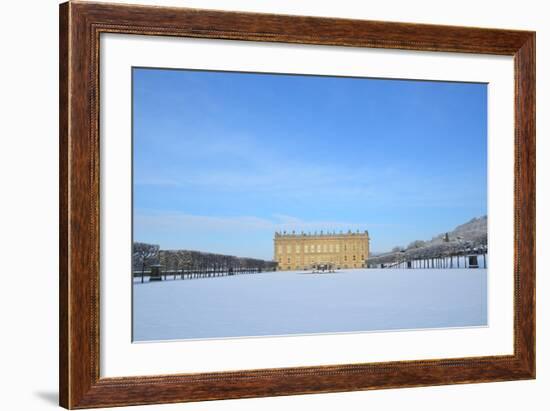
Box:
149;264;164;281
467;255;479;268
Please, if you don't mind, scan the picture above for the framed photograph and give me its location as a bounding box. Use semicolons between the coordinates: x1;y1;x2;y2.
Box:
59;1;535;408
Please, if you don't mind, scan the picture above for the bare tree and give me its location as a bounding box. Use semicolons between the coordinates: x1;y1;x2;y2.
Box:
407;240;426;250
133;242;159;283
157;249;277;276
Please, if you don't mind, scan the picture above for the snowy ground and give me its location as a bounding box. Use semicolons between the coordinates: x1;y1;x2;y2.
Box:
133;268;487;342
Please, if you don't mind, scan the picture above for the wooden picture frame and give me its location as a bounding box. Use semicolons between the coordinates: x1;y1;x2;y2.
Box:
59;1;535;408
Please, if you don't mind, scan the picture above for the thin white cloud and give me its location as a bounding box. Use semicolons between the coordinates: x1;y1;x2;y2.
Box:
135;211;392;233
135;161;482;208
134;211;405;259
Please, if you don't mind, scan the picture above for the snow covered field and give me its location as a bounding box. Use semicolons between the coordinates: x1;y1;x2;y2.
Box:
133;268;487;342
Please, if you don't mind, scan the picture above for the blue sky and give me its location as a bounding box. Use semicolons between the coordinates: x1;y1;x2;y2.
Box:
133;67;487;259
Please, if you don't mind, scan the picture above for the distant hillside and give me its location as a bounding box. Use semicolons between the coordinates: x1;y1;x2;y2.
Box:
389;215;487;252
429;216;487;245
371;216;488;265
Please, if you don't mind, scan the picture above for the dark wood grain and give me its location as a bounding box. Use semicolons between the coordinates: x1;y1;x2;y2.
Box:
514;34;536;375
59;1;535;408
59;2;69;407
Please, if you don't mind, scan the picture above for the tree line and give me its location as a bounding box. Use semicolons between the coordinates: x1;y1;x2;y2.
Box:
132;242;277;276
368;232;487;267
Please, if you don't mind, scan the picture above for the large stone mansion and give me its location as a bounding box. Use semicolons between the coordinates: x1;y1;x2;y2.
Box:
274;230;370;271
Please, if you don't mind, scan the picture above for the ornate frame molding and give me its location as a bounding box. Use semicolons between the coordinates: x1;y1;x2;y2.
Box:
60;1;535;408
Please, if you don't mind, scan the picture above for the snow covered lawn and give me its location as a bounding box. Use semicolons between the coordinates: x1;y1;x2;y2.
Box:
133;268;487;341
